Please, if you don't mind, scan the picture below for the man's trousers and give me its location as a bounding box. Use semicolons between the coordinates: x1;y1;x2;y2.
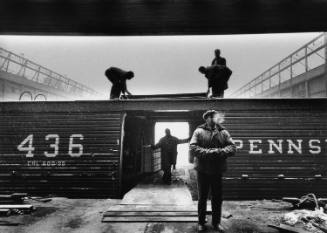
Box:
196;171;223;225
211;88;224;98
162;164;172;184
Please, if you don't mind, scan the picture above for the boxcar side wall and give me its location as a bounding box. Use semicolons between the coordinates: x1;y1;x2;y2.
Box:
188;110;327;199
142;101;327;199
0;99;326;199
0;104;125;198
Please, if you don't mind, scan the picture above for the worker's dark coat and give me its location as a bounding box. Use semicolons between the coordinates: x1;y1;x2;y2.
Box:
202;65;232;91
105;67;128;98
211;57;226;66
189;123;236;175
153;136;189;168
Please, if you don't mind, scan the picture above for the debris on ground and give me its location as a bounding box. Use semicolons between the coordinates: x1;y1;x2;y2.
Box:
0;204;35;214
281;209;327;231
271;194;327;233
283;193;327;210
222;211;233;219
0;193;27;204
0;193;41;216
268;223;312;233
27;196;52;203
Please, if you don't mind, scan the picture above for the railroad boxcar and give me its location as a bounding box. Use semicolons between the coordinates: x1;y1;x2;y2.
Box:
0;98;326;199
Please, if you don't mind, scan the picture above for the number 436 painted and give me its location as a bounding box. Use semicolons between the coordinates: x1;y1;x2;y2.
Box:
17;134;84;158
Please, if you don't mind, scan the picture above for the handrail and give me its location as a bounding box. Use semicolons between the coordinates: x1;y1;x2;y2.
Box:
232;33;327;97
34;93;47;101
19;91;33;101
0;47;98;97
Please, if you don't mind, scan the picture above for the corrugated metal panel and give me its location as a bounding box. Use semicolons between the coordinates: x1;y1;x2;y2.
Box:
0;111;124;198
135;98;327;199
223;178;327;199
221;106;327;199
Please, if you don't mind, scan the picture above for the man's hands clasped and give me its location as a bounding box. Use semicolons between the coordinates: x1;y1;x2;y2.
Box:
211;147;233;159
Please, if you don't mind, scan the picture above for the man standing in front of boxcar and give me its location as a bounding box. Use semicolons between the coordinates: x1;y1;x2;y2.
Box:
189;110;236;232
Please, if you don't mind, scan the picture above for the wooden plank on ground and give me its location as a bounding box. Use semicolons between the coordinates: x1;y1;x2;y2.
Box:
0;204;34;210
107;204;198;212
101;216;198;222
0;209;11;216
103;211;198;217
104;205;232;217
0;221;20;226
268;224;311;233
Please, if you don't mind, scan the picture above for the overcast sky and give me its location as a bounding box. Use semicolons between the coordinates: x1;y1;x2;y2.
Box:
0;32;320;97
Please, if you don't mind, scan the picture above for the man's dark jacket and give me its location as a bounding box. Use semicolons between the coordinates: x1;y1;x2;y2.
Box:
189;123;236;174
105;67;128;98
211;57;226;66
153;136;189;168
202;66;232;91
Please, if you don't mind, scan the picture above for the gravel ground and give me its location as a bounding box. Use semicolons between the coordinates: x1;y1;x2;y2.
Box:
0;168;297;233
0;197;292;233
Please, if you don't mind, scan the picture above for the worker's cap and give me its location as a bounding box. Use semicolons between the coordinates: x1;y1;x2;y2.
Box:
202;110;219;120
198;66;206;74
215;49;221;53
104;68;111;77
125;71;134;80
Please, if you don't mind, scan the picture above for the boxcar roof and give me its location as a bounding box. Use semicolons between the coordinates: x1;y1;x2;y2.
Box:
0;98;326;113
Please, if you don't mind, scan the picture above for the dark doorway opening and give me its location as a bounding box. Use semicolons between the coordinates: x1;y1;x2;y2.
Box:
154;122;190;168
121;111;203;196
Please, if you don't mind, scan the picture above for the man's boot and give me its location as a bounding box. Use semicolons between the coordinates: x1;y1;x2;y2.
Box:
212;224;224;233
197;224;207;232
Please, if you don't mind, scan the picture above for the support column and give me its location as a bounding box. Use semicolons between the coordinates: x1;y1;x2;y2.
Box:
324;32;327;97
304;81;309;97
0;80;3;101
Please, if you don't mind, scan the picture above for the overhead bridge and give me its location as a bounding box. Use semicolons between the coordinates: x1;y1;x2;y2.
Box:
0;98;326;199
232;33;327;98
0;47;98;101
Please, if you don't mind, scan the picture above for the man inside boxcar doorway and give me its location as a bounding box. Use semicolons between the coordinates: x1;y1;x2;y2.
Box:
105;67;134;99
152;128;190;184
199;49;232;98
190;110;236;232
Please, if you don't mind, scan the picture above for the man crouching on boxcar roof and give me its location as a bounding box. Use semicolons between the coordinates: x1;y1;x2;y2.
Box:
189;110;236;232
105;67;134;99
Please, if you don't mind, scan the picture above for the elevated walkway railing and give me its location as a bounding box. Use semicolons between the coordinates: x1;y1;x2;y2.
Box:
232;33;327;97
0;47;98;97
